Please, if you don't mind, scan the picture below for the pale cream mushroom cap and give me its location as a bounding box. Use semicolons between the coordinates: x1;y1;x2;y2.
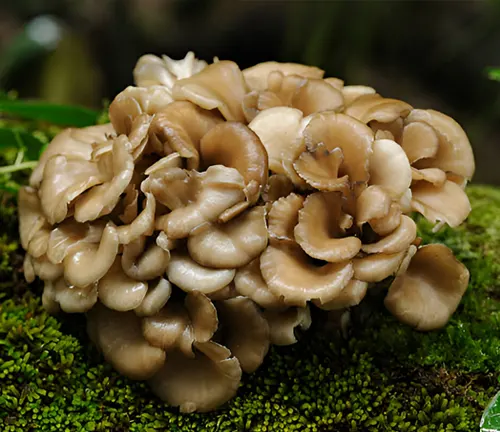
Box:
148;341;242;413
341;85;376;106
313;279;368;310
405;109;475;180
370;118;404;142
243;61;324;91
54;278;98;313
362;215;417;255
290;77;344;116
188;206;268;268
41;280;60;314
267;193;304;244
185;291;218;343
167;250;236;294
23;254;35;283
87;304;166;380
356;185;391;225
121;236;170;281
411;167;447;187
135;278;172;317
116;191;156;244
260;243;354;306
218;296;270;373
344;94;412;124
400;121;439;164
262;306;312;346
31;255;63;282
172;60;248;122
324;77;344;91
369;202;403;236
384;244;469;331
294;192;362;263
234;258;283;309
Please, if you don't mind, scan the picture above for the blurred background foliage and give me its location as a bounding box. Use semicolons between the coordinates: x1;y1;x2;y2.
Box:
0;0;499;184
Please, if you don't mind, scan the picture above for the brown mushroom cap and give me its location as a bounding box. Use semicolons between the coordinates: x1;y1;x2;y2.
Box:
172;60;248;122
87;304;166;380
294;192;362;263
356;185;391;225
369;202;402;236
384;244;469;331
411;168;447;187
121;236;170;281
262;174;295;204
41;280;60;314
185;291;219;343
260;243;354;306
116;191;156;244
167;250;236;294
135;278;172;317
400;120;439;164
362;215;417;255
313;279;368;310
262;306;312;346
148;341;242;413
344;94;412;124
267;193;304;244
188;206;268;269
218;296;270;373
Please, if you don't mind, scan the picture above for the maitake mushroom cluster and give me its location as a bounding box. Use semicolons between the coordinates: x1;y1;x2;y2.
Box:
19;52;474;412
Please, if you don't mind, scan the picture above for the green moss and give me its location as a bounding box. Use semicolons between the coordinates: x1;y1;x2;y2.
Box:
0;185;499;431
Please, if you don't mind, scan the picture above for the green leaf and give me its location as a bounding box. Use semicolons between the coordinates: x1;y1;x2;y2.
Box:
0;127;45;159
487;67;500;82
481;391;500;431
0;99;99;127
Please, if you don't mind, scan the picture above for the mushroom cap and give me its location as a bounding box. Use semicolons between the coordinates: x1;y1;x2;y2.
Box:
172;60;248;122
400;120;439;164
291;77;344;116
234;258;283;309
356;185;391;225
218;296;270;373
263;174;296;204
41;280;60;314
341;85;376;106
116;191;156;244
148;341;242;413
267;193;304;244
369;202;402;236
98;258;148;311
87;304;166;380
109;85;173;135
384;244;470;331
411;179;471;228
188;206;268;268
262;306;312;346
313;279;368;310
411;168;447;187
260;243;354;306
185;291;218;343
294;192;362;263
243;61;324;91
31;255;63;282
344;94;412;124
369;139;412;199
121;236;170;281
200;122;268;203
362;215;417;255
405;109;475;180
54;278;98;313
167;250;236;294
135;278;172;317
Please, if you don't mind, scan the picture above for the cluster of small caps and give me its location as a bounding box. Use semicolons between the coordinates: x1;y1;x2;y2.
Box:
18;51;474;412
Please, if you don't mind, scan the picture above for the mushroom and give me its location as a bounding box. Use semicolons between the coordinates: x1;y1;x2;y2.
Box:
262;174;295;204
313;279;368;310
135;278;172;317
133;52;208;89
260;243;354;306
400;120;439;164
199;122;268;203
148;341;242;413
369;202;403;236
116;191;156;244
41;280;60;314
361;215;417;255
262;306;312;346
172;60;248;122
411;167;447;187
187;206;268;268
185;291;218;343
384;244;469;331
54;278;98;313
355;185;392;225
30;255;64;282
294;192;362;263
167;250;236;294
121;236;170;281
267;193;304;244
341;85;376;106
217;296;270;373
87;304;166;380
344;93;412;124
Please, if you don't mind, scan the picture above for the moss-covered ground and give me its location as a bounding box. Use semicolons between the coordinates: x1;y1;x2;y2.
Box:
0;185;499;432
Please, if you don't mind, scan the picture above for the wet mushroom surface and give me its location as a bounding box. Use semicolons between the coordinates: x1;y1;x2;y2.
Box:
18;52;475;413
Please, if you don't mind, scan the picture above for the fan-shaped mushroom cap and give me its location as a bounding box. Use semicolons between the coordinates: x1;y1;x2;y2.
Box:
30;124;114;188
361;215;417;254
54;278;98;313
411;168;447;187
371;118;404;142
74;136;134;223
248;107;307;185
384;244;469;331
263;174;295;204
404;109;475;180
341;85;376;106
260;243;354;306
400;121;439;164
353;246;417;283
188;206;268;268
135;278;172;317
267;193;304;244
369;202;402;236
185;291;218;343
291;77;344;115
325;77;344;90
149;341;242;413
302;112;374;187
411;180;471;228
172;60;248;122
356;185;391;225
243;61;324;91
218;297;270;373
116;191;156;244
369;139;412;199
155;165;246;239
87;304;166;380
133;52;208;89
262;306;311;346
148;101;223;170
121;236;170;281
313;279;368;310
18;187;51;258
30;255;63;281
200;122;268;203
63;223;119;288
294;192;361;263
167;250;236;294
234;258;283;309
98;258;148;311
344;94;412;124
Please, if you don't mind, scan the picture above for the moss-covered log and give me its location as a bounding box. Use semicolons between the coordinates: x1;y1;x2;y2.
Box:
1;185;499;431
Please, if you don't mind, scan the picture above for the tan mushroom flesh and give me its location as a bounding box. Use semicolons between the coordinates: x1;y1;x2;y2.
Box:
263;306;312;346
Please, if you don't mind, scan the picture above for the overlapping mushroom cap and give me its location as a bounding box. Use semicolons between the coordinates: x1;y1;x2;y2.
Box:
19;51;475;413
